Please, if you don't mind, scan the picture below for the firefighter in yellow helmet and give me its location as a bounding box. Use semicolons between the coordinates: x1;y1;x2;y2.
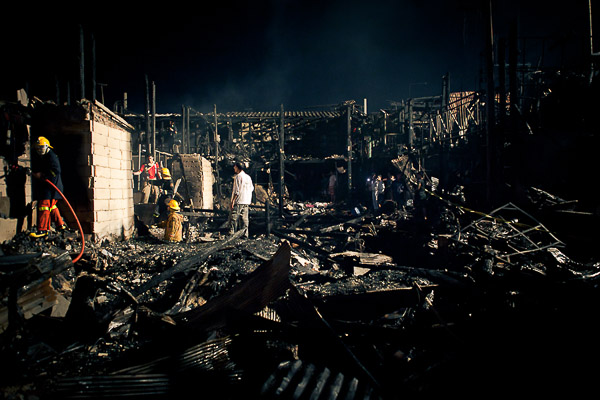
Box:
30;136;67;238
153;167;183;224
157;199;184;242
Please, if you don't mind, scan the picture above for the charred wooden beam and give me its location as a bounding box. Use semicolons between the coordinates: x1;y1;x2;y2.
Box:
173;240;292;332
319;216;365;233
132;230;246;299
277;228;352;239
271;229;334;260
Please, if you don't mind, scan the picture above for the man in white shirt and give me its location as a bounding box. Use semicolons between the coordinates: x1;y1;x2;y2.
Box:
229;162;254;238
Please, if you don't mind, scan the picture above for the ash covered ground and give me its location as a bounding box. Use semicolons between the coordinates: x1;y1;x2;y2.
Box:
2;201;600;399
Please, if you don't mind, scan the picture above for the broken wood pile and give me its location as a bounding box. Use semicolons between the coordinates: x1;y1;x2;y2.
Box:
1;193;600;399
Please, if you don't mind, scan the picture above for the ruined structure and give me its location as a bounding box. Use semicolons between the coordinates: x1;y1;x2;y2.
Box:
1;99;135;242
2;4;600;399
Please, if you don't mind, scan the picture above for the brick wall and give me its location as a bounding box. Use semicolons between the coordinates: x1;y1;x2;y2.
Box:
1;100;135;243
86;116;135;241
80;102;135;241
0;145;32;243
39;101;135;242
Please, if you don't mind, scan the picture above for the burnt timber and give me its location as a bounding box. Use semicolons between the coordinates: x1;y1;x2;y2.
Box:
2;5;600;400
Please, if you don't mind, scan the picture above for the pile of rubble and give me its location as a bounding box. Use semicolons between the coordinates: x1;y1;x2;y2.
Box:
1;194;600;399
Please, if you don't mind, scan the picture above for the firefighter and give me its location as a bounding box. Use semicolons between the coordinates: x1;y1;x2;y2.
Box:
157;199;184;242
153;167;176;224
29;136;67;238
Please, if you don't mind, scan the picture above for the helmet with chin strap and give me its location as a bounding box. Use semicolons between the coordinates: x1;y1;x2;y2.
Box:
35;136;53;155
168;199;180;211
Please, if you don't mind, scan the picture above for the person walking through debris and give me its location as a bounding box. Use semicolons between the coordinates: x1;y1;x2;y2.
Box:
133;154;161;204
369;174;384;213
328;170;337;203
158;199;184;242
229;162;254;239
29;136;67;238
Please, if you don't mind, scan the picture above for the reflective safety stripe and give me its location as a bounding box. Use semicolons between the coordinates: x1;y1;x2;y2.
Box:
38;206;51;211
50;204;58;211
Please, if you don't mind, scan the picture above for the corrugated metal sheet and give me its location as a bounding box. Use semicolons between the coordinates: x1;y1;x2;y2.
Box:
226;111;340;119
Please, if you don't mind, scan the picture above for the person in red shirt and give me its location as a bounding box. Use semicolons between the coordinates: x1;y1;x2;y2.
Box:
133;155;162;203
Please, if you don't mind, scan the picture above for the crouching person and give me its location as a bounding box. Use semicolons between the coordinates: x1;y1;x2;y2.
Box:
158;199;183;243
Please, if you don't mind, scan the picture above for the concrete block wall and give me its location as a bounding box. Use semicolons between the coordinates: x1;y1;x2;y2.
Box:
49;101;134;242
86;117;135;241
171;154;213;209
0;143;32;243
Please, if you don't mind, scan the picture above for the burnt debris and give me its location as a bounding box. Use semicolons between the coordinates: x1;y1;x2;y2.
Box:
2;7;600;398
2;187;600;399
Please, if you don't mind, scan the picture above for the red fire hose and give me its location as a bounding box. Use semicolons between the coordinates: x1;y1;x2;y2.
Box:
44;179;85;264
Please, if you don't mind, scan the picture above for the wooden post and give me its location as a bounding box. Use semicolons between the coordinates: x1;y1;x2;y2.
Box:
266;199;271;236
145;75;151;155
279;104;285;217
182;105;186;153
137;143;141;191
187;106;191;153
91;33;96;103
214;104;221;198
498;38;507;129
440;74;449;184
485;0;496;205
346;104;352;199
509;21;518;138
408;99;414;149
79;25;85;100
152;81;156;159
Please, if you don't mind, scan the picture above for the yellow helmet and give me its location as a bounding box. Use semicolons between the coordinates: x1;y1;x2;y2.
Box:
162;168;171;178
168;199;180;211
36;136;53;148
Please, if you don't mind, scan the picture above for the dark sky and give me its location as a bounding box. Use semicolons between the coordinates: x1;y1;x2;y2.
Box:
0;1;589;114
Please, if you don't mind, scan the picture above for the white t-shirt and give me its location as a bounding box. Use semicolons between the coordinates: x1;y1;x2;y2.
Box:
232;170;254;205
328;174;337;188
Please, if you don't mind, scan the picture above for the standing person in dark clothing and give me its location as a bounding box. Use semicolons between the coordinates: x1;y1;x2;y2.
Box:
30;136;66;238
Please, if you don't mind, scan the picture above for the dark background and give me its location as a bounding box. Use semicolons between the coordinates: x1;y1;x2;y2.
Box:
0;1;589;114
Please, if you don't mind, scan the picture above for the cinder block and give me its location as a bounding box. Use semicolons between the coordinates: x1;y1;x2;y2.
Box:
108;129;123;141
110;188;124;200
92;144;110;157
92;131;109;147
91;154;109;167
119;140;131;152
108;198;128;211
89;188;111;200
108;157;121;170
95;166;111;179
111;169;128;181
120;159;132;170
92;199;110;211
89;176;112;189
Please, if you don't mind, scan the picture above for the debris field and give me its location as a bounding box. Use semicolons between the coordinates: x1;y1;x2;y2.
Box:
2;191;600;399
